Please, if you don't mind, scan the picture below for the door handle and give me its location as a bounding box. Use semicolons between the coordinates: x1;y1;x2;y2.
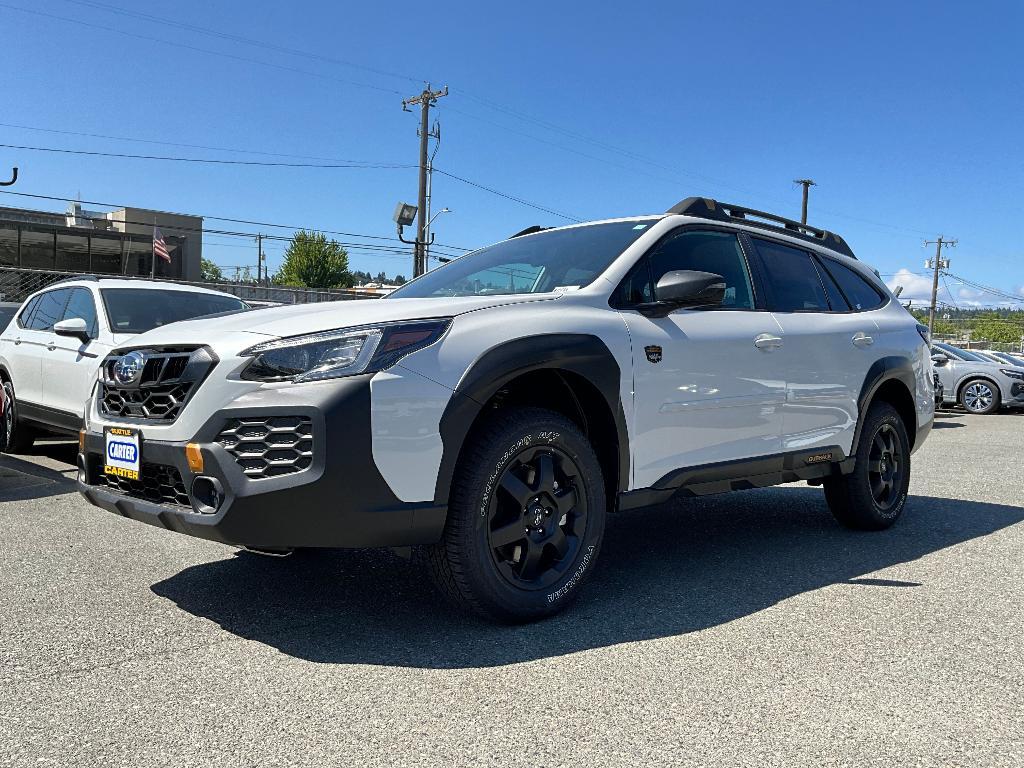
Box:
47;343;56;351
13;338;21;345
852;332;874;348
754;333;784;351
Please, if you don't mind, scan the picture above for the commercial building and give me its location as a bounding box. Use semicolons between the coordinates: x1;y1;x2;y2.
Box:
0;202;203;281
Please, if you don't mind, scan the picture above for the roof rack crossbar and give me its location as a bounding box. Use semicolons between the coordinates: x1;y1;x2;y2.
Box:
666;197;856;259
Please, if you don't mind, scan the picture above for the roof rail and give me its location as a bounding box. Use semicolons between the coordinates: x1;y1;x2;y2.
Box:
510;225;550;238
666;197;856;259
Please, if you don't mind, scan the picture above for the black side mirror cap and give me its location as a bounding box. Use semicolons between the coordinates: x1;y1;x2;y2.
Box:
636;270;727;318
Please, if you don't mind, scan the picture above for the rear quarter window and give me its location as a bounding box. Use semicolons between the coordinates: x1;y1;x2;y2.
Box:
819;258;887;311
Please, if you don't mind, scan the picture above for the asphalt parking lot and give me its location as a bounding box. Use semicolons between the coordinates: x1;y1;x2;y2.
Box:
1;411;1022;767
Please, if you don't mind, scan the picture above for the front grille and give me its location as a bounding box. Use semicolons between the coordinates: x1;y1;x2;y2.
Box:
101;381;195;420
98;347;214;423
217;416;313;479
101;461;191;508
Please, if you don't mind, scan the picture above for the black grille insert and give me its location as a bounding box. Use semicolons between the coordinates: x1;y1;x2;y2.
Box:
101;461;191;508
217;415;313;479
98;347;214;423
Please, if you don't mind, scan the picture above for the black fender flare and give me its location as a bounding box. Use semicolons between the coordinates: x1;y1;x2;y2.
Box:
432;334;630;506
847;355;918;462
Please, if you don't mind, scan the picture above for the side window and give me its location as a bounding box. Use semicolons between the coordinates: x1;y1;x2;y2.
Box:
647;230;755;309
26;289;71;332
615;259;653;305
63;288;99;338
753;239;829;312
16;296;41;329
814;258;851;311
819;258;886;311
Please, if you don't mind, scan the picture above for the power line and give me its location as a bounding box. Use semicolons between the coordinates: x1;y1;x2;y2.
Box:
0;121;413;164
0;142;412;169
54;0;424;85
943;271;1024;304
0;3;406;96
432;168;581;222
0;189;469;252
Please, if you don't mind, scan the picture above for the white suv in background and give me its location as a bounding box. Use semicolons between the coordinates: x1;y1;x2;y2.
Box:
0;277;248;451
76;197;934;623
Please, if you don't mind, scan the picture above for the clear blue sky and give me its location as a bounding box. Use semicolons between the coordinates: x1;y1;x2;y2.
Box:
1;0;1022;305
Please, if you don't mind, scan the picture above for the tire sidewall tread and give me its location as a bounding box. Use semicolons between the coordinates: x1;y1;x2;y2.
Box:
427;406;606;623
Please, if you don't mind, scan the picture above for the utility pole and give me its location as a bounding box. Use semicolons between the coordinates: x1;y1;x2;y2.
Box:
402;84;447;277
924;236;957;339
256;233;263;284
793;179;816;225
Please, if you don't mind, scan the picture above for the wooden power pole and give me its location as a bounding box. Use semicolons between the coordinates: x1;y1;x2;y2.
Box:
402;84;447;277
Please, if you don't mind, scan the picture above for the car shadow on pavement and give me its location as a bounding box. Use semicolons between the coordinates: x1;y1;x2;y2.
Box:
0;449;77;501
151;487;1024;669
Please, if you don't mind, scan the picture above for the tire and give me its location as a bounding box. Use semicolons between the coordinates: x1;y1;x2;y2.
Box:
959;378;1000;415
0;379;36;454
426;406;606;623
824;401;910;531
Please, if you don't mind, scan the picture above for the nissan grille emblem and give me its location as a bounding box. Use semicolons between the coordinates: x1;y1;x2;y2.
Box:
113;351;145;385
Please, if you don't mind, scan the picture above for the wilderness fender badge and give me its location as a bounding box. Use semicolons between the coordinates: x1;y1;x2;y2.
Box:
645;345;663;364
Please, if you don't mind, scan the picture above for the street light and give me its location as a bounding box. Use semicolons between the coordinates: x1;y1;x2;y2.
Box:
424;207;452;270
429;207;452;226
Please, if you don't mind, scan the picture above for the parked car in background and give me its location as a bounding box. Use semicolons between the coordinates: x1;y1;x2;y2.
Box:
970;349;1024;369
0;278;249;452
931;342;1024;414
0;302;21;331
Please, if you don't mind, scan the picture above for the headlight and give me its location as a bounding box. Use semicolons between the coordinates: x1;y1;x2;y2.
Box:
999;368;1024;381
239;319;450;383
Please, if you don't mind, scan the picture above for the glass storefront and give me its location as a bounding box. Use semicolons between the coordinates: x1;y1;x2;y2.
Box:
0;220;188;277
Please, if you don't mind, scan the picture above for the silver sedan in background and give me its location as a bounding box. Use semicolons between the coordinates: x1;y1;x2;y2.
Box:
931;342;1024;414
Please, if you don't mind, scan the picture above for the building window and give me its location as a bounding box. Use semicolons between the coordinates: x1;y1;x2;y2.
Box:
56;232;90;272
19;226;56;269
90;233;123;274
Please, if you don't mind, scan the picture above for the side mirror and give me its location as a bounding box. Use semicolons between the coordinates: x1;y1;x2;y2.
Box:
931;352;949;365
54;317;91;343
638;270;726;318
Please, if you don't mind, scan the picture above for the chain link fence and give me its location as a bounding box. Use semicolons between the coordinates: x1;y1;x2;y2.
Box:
0;266;378;306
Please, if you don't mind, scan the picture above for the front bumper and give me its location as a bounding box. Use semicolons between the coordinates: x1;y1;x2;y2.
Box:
78;374;447;549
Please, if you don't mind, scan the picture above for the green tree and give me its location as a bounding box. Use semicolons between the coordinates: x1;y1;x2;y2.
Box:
274;230;353;289
201;258;223;282
972;320;1024;344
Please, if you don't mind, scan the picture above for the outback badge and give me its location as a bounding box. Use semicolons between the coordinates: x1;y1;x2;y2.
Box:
645;345;663;364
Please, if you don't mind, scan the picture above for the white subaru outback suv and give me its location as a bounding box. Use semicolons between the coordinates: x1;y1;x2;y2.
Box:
0;277;248;452
77;198;934;622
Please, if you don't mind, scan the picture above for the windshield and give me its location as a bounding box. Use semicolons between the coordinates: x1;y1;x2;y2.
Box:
389;220;657;299
936;342;988;363
101;288;248;334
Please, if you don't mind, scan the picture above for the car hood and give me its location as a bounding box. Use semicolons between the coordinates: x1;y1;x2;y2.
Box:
113;293;559;353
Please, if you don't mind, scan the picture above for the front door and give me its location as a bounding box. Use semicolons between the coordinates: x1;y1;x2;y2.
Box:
616;228;786;489
42;287;105;419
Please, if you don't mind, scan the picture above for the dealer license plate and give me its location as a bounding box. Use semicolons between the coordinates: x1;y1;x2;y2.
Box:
104;427;141;481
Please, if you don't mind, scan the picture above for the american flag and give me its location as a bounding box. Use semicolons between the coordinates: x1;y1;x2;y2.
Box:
153;226;171;263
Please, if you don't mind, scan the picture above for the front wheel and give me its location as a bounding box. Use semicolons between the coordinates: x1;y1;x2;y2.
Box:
960;378;1000;415
824;401;910;531
0;380;36;454
426;407;606;623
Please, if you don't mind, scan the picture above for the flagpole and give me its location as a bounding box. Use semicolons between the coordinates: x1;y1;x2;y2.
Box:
151;221;156;279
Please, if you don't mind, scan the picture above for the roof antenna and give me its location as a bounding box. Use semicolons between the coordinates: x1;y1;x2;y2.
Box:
0;167;17;187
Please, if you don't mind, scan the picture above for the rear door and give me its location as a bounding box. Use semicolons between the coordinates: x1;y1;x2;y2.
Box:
615;228;786;487
750;238;881;457
42;287;106;419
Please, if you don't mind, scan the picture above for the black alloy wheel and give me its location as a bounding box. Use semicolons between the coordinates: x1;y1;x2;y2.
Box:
426;406;606;623
824;400;910;531
487;445;588;591
866;423;904;512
